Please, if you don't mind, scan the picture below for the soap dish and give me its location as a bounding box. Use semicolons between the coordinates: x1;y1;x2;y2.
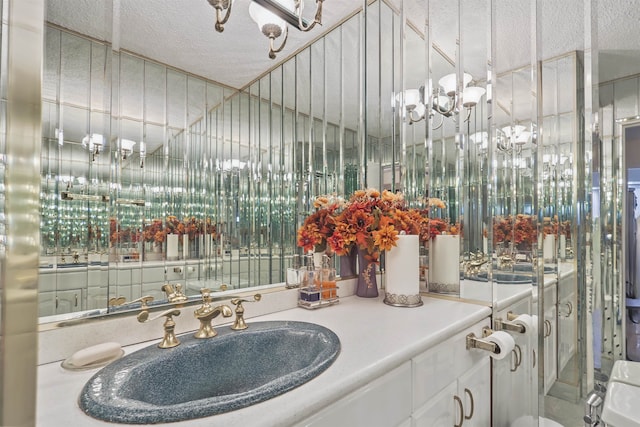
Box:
61;349;124;371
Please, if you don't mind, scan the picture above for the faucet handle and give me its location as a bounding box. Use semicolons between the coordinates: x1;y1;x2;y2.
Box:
199;288;212;304
130;295;155;309
137;308;181;348
230;294;262;331
162;283;189;304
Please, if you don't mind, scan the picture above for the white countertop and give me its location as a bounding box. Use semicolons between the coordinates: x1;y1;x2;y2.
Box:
36;295;491;427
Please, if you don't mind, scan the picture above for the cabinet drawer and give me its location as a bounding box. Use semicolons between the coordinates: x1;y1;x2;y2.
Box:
412;319;489;410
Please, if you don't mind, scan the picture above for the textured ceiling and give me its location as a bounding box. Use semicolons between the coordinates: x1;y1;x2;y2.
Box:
46;0;640;90
46;0;363;90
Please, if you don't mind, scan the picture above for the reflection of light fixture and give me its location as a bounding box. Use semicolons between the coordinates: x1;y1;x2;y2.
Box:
431;73;486;129
209;0;324;60
139;141;146;168
497;125;531;153
119;139;136;160
55;128;64;146
82;133;104;162
394;88;428;125
470;131;488;150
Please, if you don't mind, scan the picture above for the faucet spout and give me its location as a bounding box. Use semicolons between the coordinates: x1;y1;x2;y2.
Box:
464;251;488;277
193;288;232;339
194;304;232;339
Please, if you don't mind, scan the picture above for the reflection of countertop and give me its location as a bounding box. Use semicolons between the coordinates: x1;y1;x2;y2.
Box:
460;260;575;311
36;295;491;427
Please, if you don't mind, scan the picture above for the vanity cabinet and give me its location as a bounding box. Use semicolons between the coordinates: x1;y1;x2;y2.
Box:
413;358;490;427
296;319;491;427
39;288;85;316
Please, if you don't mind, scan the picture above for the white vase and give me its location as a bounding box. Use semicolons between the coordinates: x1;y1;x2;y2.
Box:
544;234;556;262
166;234;179;260
384;235;422;307
428;234;460;295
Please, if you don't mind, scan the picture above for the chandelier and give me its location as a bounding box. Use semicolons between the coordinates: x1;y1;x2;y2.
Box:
207;0;324;59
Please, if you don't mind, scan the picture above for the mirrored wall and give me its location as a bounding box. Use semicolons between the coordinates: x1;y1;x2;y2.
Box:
40;3;366;320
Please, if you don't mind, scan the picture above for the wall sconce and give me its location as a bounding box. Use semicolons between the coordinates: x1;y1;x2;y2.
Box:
209;0;324;59
82;133;104;162
119;139;136;160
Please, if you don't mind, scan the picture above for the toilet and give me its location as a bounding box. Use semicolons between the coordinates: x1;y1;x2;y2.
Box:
601;381;640;427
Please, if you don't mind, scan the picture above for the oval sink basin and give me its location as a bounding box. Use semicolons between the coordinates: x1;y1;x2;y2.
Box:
79;320;340;424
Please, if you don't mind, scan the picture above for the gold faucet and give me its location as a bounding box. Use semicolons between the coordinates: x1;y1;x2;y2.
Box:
162;283;189;304
193;288;232;338
497;254;515;270
230;294;262;330
464;251;488;276
137;307;182;349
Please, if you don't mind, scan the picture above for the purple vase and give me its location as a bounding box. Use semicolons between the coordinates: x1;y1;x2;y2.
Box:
356;249;378;298
339;246;358;278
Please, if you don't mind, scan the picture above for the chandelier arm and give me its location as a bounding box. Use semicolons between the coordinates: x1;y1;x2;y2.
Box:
268;26;289;59
214;3;233;33
296;0;323;32
432;92;456;116
431;111;445;131
408;109;426;125
463;107;472;123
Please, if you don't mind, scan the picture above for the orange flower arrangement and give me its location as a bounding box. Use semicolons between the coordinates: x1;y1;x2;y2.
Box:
297;190;462;264
109;218;141;246
142;216;217;245
143;219;165;244
494;214;536;249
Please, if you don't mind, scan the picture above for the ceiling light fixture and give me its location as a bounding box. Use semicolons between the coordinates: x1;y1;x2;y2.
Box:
209;0;324;59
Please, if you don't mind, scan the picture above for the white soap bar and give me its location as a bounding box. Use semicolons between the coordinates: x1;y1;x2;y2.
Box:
68;342;122;367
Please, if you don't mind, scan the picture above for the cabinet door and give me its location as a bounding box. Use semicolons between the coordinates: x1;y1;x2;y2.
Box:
56;288;83;314
558;293;576;372
412;382;457;427
39;291;56;317
458;358;490;427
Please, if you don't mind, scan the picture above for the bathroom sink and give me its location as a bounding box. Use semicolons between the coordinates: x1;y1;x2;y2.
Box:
79;320;341;424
